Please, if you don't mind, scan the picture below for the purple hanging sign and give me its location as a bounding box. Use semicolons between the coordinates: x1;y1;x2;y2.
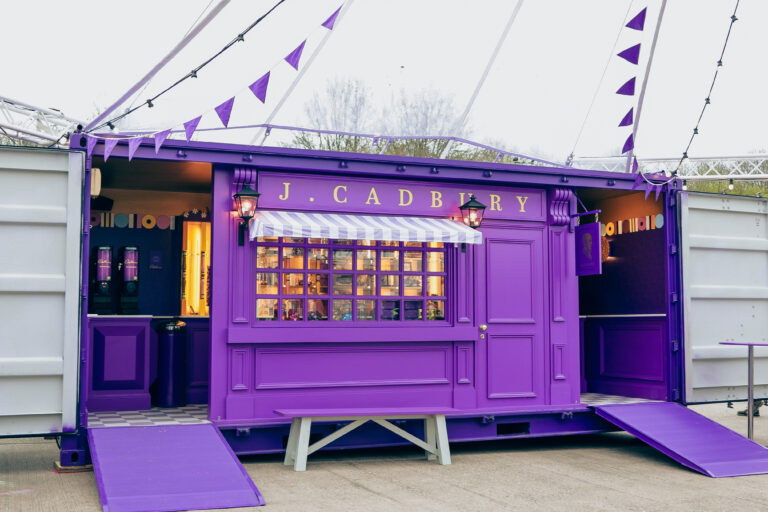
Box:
575;222;602;276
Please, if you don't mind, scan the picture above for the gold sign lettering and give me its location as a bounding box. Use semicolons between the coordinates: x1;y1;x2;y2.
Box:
489;194;502;211
398;189;413;207
333;185;348;203
516;195;529;212
430;190;443;208
279;182;291;201
366;187;381;205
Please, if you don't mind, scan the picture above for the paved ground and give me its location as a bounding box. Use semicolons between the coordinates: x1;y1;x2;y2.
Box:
2;404;768;512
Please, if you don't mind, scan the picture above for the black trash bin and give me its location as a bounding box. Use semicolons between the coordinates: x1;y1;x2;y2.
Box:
153;319;187;408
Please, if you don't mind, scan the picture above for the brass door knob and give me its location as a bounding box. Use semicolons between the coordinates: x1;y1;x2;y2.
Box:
479;324;488;332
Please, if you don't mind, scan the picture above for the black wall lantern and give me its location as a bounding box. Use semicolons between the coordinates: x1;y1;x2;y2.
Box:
459;194;486;229
233;184;260;245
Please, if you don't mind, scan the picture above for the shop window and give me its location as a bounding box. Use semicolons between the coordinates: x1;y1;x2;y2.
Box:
253;238;448;323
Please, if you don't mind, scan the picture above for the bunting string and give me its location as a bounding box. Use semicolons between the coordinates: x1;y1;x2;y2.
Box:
88;0;290;134
672;0;740;174
84;4;344;162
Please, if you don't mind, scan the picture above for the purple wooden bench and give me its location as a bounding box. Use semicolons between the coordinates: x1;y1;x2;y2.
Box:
274;408;457;471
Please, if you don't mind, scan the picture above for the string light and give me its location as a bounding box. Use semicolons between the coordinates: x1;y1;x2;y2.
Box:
88;0;289;133
673;0;739;175
682;179;688;190
728;178;734;190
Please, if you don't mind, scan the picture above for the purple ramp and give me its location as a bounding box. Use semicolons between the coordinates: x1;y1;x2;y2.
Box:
593;402;768;477
88;424;264;512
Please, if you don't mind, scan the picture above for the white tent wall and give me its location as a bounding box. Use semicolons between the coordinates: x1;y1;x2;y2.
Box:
3;1;767;162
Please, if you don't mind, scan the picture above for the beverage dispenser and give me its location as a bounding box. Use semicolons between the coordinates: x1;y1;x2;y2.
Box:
118;246;140;314
90;246;113;314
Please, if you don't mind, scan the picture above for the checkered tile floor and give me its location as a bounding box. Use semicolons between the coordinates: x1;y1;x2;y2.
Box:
88;404;209;428
580;393;660;406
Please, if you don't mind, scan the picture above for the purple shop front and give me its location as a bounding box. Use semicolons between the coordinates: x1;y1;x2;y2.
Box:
25;135;765;493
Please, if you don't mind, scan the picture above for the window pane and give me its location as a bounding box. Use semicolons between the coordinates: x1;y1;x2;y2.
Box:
356;274;376;296
284;237;306;244
358;240;375;246
257;246;279;268
403;275;422;296
256;299;278;321
332;274;353;295
333;249;353;270
381;300;400;320
404;241;422;247
380;241;399;247
308;238;329;244
256;273;278;295
307;299;328;321
427;251;445;272
427;300;446;321
307;274;329;295
308;248;329;270
282;273;304;294
357;249;377;271
282;299;303;321
427;242;444;248
333;299;353;321
404;251;423;272
282;247;304;269
357;300;376;320
404;300;423;320
427;275;445;297
334;239;355;245
257;236;278;242
380;274;399;296
381;250;399;271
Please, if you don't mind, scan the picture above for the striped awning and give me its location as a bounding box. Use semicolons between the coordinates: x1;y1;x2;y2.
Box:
249;210;482;244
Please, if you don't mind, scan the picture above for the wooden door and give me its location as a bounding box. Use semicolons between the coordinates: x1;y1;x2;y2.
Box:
476;224;547;408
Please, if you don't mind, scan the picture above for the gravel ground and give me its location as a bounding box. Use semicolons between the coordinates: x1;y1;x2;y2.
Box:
1;403;767;512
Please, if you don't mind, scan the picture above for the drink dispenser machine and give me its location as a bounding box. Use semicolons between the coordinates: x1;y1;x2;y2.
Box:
90;246;113;314
119;246;139;314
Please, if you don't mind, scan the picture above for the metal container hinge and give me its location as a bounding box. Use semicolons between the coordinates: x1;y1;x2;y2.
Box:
669;244;678;255
560;411;574;421
481;415;495;424
670;292;679;303
672;389;680;400
671;340;680;352
235;428;251;437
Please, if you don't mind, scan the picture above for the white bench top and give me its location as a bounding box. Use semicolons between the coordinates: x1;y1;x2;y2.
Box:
274;407;458;418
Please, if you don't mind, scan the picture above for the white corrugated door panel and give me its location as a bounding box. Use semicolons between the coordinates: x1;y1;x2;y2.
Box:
680;192;768;403
0;147;83;435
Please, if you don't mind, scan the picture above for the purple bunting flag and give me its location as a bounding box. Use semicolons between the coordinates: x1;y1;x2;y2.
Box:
633;156;639;172
284;40;307;70
619;108;634;127
616;77;636;96
154;129;171;154
184;116;202;141
632;170;643;190
103;138;119;162
86;135;98;157
626;8;647;31
322;6;343;30
249;72;270;103
644;181;653;200
622;134;634;154
215;97;235;127
618;43;641;65
654;183;663;201
127;137;142;161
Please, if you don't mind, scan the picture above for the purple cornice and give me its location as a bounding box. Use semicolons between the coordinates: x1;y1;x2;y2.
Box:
72;135;639;189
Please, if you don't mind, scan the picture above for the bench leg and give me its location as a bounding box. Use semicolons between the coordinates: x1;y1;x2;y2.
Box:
294;417;313;471
425;416;437;461
434;415;451;465
284;418;300;466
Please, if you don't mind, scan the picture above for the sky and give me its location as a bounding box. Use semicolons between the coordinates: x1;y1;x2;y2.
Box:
2;0;766;164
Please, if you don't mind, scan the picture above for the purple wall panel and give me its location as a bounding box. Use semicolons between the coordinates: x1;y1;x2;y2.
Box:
584;317;667;400
87;318;151;411
579;229;666;315
184;318;210;404
253;344;450;389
